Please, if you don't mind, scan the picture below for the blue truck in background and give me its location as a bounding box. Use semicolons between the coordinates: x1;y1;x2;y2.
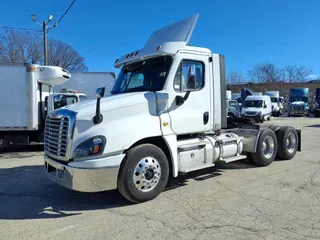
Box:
288;88;309;117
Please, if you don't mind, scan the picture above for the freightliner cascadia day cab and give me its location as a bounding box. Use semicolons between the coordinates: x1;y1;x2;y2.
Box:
44;14;302;203
0;64;72;150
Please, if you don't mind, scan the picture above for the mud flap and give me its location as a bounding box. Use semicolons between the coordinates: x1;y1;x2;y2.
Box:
296;129;301;152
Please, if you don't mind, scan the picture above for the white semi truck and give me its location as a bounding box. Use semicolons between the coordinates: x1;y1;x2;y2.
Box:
44;14;302;203
264;91;284;117
0;64;75;150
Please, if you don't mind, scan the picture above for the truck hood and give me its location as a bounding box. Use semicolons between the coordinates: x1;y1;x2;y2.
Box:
62;92;151;117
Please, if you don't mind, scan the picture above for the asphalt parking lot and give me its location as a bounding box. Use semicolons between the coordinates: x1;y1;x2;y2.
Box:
1;117;320;240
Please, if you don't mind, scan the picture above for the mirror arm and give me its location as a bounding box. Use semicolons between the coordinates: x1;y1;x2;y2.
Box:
176;91;191;106
93;97;103;124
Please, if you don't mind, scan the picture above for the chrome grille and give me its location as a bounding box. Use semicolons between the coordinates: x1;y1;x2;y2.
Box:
44;117;69;158
292;105;304;113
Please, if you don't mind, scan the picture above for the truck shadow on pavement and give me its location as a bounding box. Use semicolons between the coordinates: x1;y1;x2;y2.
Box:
0;165;130;220
0;160;256;220
306;124;320;128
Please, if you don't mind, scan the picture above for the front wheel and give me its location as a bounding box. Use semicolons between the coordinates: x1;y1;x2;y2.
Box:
250;128;278;166
117;143;169;203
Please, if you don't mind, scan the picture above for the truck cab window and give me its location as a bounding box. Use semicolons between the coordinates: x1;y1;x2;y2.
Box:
54;96;78;110
79;95;87;101
174;60;204;92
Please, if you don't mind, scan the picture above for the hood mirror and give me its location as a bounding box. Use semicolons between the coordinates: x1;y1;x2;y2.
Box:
96;87;105;98
93;87;105;124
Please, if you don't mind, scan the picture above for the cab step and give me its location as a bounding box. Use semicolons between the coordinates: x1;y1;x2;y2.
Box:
179;163;215;174
218;155;247;163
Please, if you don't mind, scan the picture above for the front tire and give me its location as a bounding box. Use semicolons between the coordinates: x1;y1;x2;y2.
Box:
275;126;298;160
117;144;169;203
250;128;278;166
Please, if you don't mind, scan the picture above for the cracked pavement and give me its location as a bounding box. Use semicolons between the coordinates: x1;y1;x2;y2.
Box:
1;117;320;240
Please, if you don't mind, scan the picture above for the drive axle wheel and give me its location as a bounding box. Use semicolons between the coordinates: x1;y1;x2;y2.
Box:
275;126;298;160
117;144;169;203
251;128;278;166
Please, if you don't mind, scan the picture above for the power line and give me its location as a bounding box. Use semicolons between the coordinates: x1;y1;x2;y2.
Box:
56;0;77;25
0;26;41;32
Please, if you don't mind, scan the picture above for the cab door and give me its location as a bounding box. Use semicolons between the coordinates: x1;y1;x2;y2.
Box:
167;53;211;135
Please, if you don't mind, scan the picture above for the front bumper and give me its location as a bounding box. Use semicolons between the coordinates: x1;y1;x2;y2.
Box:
44;154;125;192
289;110;307;116
241;114;263;122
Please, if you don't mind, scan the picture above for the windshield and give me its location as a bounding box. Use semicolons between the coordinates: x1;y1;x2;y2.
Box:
290;96;308;103
79;95;87;101
111;56;172;94
229;101;238;107
270;97;278;103
244;100;263;108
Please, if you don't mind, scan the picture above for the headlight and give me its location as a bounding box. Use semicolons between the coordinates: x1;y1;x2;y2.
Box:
72;135;106;159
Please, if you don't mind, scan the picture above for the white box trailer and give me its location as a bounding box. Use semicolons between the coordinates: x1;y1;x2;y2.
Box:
54;72;117;99
0;64;71;149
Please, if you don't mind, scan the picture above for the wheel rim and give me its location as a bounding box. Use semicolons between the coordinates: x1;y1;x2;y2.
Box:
286;132;296;154
133;156;161;192
262;136;275;159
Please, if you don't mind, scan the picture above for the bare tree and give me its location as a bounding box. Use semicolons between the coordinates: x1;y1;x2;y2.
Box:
284;65;313;82
296;66;312;82
0;29;88;71
227;70;245;85
48;39;88;72
0;29;26;63
248;63;284;83
24;32;43;64
284;65;296;82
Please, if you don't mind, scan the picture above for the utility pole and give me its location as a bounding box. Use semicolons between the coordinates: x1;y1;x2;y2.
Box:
31;14;57;65
43;21;48;65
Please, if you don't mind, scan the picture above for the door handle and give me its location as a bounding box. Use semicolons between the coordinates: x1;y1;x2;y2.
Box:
203;112;209;125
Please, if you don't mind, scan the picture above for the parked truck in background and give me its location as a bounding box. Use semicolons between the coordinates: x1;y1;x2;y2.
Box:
311;88;320;117
226;90;240;121
47;90;87;112
264;91;283;117
241;95;272;123
288;88;309;117
0;64;72;150
44;14;301;203
54;72;117;99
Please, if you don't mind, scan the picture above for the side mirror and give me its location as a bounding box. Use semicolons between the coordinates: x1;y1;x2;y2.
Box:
264;105;267;108
93;87;105;124
96;87;105;98
53;94;63;102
